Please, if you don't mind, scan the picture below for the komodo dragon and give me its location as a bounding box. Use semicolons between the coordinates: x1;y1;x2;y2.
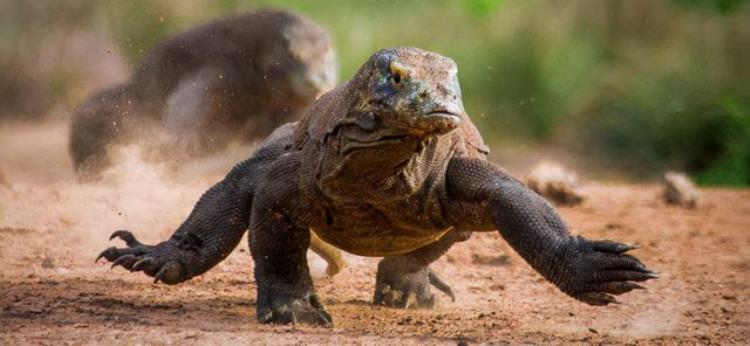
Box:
98;47;656;326
76;10;346;277
70;9;337;177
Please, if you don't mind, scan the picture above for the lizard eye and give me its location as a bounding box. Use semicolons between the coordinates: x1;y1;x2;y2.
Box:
392;71;402;85
389;62;409;88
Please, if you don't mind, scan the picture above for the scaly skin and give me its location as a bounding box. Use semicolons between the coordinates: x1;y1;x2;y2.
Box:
98;47;656;327
70;9;337;176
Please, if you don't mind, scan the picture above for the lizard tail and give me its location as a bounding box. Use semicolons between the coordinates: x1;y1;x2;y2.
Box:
428;269;455;302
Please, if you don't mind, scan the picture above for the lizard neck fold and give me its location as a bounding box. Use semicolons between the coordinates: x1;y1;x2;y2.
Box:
315;130;455;204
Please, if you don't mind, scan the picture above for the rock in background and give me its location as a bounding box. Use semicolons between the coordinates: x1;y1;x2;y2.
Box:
663;171;700;209
524;160;584;206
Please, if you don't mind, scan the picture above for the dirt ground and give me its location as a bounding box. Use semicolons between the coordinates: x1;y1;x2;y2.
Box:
1;121;748;345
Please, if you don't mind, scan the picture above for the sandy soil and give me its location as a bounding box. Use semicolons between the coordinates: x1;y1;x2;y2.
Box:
1;121;748;345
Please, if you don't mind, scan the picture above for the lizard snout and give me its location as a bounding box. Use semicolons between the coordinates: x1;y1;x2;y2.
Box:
412;107;463;135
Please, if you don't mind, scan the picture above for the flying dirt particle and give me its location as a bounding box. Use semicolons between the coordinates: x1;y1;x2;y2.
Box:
471;253;511;266
605;223;622;230
41;256;55;269
588;327;599;334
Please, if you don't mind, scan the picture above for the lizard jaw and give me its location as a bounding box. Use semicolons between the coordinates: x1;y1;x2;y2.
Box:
411;111;462;135
340;134;411;154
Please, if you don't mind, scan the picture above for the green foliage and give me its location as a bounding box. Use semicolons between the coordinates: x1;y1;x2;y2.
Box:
693;98;750;186
576;89;750;186
466;0;505;17
671;0;749;14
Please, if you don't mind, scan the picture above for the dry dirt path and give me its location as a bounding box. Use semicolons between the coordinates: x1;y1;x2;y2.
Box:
1;121;748;344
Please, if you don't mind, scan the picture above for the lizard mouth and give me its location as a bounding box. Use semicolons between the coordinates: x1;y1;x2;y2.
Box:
341;134;411;154
411;111;463;134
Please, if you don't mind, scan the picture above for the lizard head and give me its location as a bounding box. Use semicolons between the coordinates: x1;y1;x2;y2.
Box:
261;13;338;101
315;48;468;201
349;47;464;139
283;18;338;99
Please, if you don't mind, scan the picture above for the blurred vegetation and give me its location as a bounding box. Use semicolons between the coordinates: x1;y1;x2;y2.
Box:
0;0;748;185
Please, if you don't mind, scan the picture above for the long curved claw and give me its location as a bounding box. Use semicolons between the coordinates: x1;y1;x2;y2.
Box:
603;282;645;295
277;299;333;327
153;266;167;284
309;293;326;310
110;230;143;247
570;238;657;306
577;292;619;306
258;293;333;327
131;257;154;272
312;310;333;326
590;240;640;254
97;231;192;286
153;261;184;285
96;247;116;263
111;254;136;269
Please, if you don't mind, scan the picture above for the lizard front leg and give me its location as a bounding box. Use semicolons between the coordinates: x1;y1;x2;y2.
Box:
97;159;255;284
373;229;471;308
444;157;657;305
97;124;295;283
249;157;332;326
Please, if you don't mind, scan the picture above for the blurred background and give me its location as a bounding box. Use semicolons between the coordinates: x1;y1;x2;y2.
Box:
1;0;748;185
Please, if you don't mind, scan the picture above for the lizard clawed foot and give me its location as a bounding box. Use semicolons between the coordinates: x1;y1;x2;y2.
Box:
97;230;189;285
373;258;453;309
257;292;332;327
564;237;657;306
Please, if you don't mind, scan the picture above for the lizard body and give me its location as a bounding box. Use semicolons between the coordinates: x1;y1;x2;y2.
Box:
98;47;655;326
70;9;337;176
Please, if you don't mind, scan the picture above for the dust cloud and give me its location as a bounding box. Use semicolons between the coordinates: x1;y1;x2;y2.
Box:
0;119;337;278
0;120;244;261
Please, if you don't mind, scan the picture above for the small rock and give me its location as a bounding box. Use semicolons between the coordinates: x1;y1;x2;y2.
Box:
471;254;511;266
525;160;584;206
605;223;622;230
489;284;505;291
588;327;599;334
41;256;55;269
663;171;700;208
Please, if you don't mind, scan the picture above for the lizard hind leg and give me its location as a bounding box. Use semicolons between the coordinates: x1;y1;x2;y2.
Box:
373;229;470;309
